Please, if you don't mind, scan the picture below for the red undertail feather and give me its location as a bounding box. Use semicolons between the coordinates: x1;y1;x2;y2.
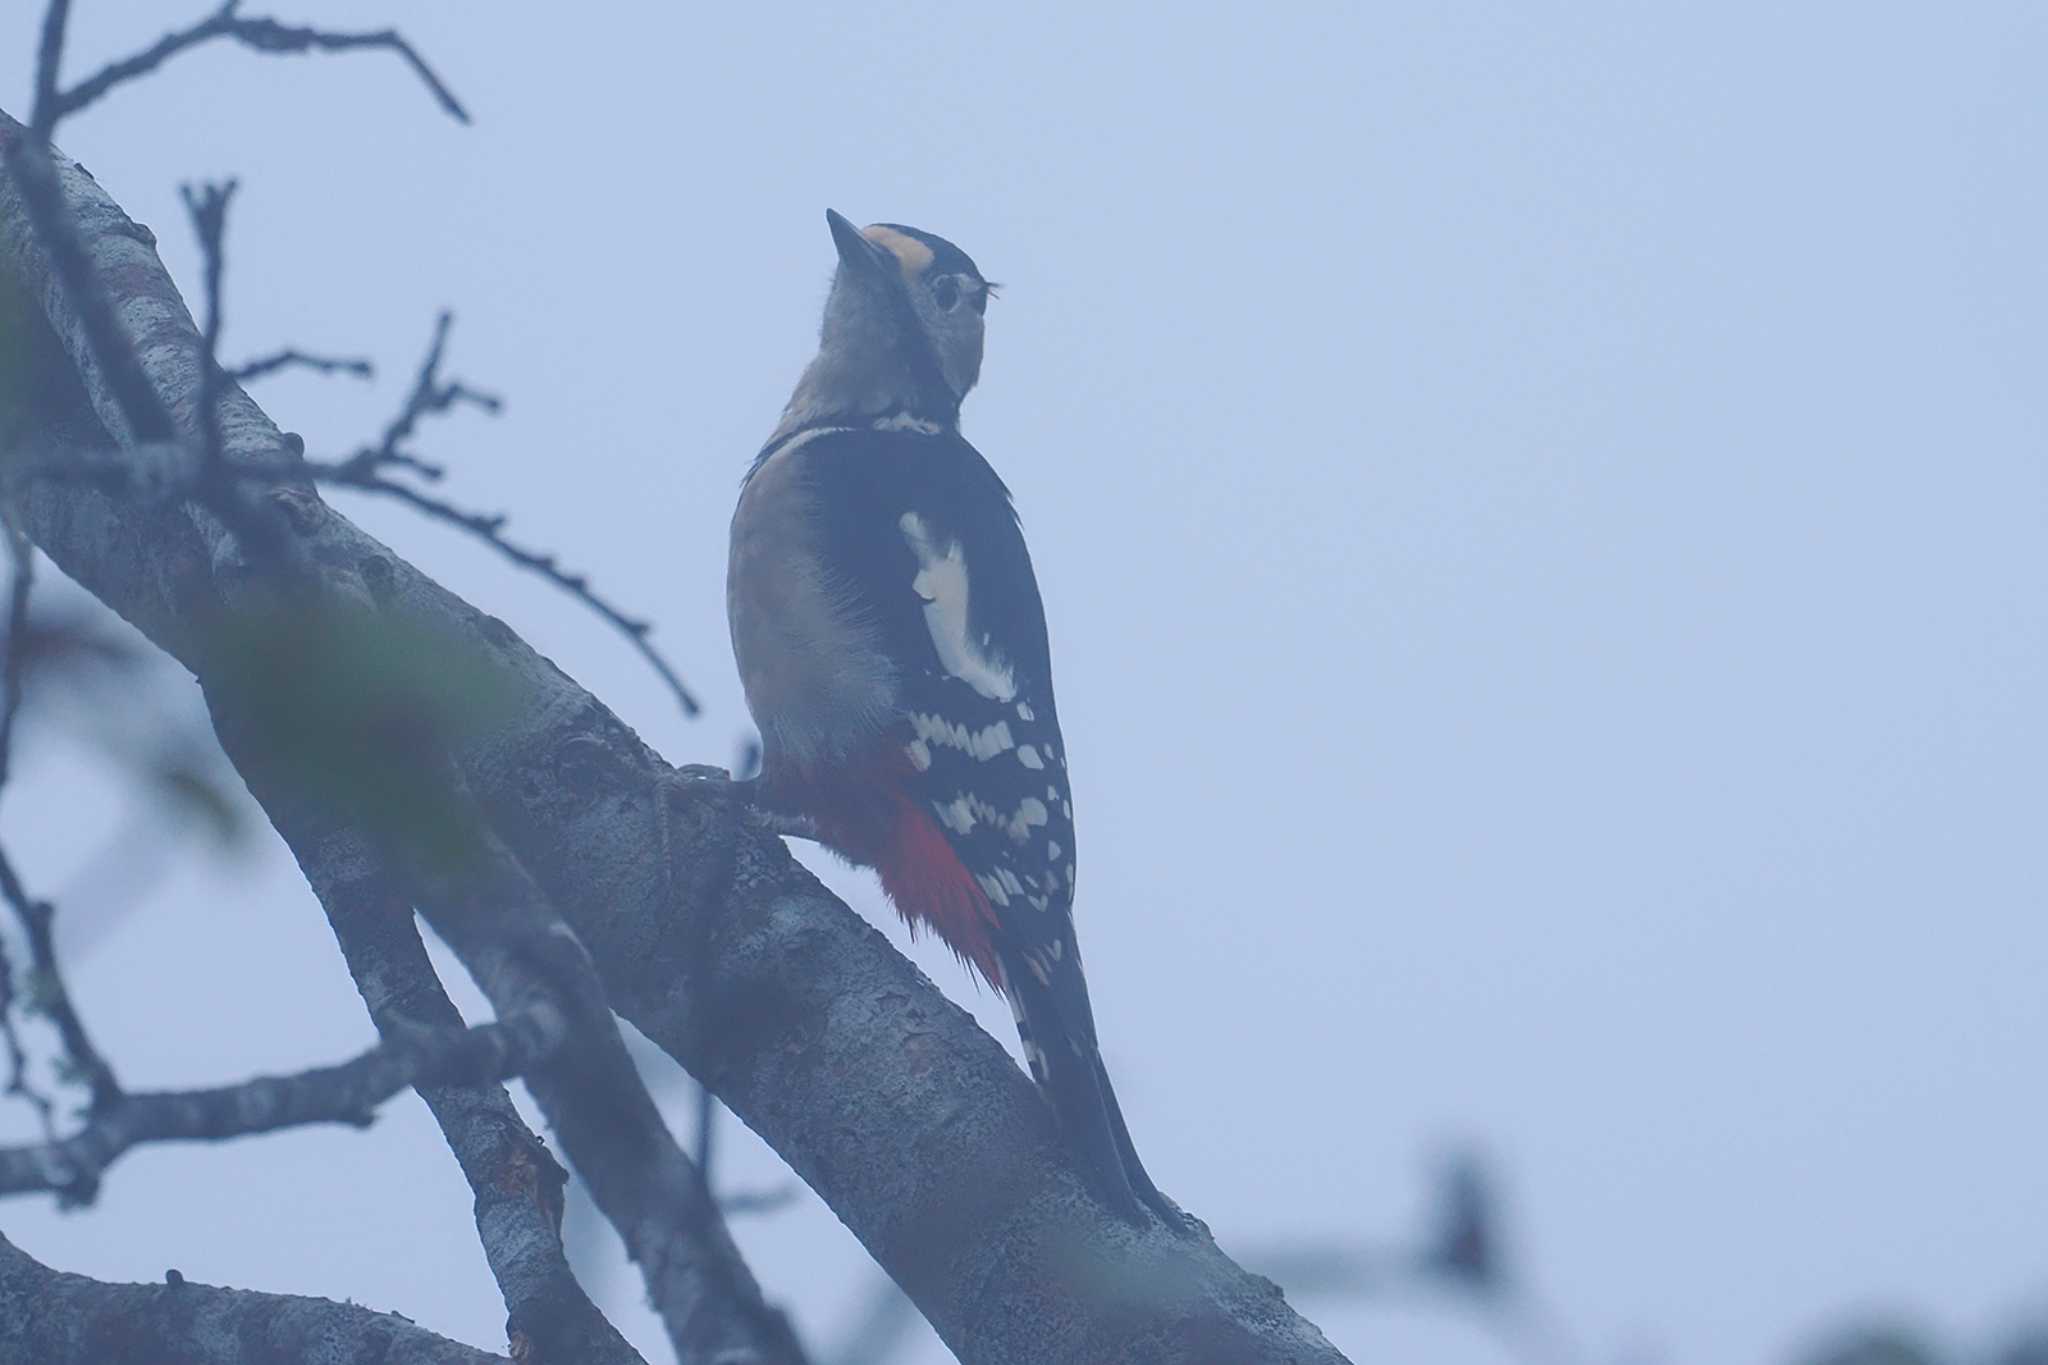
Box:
799;754;1003;990
874;789;1003;989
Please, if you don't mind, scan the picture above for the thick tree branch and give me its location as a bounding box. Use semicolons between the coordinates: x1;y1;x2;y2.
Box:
0;137;173;446
213;700;804;1365
407;829;808;1365
0;110;1353;1364
0;1228;509;1365
0;986;565;1203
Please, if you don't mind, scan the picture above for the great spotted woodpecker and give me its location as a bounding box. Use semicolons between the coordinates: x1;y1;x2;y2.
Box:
726;210;1178;1226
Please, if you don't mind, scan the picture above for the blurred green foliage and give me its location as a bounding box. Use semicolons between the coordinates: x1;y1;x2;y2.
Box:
201;599;521;874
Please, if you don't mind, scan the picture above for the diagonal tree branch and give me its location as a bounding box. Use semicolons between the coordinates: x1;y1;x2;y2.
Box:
0;1228;510;1365
211;692;809;1365
413;831;808;1365
0;109;1355;1364
310;840;645;1365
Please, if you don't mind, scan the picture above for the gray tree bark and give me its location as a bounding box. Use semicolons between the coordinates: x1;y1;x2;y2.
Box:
0;110;1352;1365
0;1230;509;1365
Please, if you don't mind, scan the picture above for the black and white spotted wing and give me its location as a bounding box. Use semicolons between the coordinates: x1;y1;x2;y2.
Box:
791;422;1174;1223
798;427;1086;1009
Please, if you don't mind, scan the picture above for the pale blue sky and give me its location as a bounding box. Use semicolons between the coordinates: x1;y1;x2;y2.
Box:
5;4;2045;1362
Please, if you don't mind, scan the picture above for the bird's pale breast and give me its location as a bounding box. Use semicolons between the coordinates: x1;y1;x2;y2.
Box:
727;430;899;775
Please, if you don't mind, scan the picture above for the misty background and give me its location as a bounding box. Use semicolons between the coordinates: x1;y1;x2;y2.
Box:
4;3;2045;1362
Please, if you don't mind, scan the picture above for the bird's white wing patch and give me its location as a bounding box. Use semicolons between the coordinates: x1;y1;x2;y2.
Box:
899;512;1017;701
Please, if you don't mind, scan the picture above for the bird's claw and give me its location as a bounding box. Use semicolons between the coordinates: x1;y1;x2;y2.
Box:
743;805;821;842
667;766;818;842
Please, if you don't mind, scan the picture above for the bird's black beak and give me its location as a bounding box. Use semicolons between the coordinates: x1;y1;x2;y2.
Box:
826;208;894;280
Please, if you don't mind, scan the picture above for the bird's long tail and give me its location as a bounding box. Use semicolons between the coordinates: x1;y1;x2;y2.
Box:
1000;951;1182;1227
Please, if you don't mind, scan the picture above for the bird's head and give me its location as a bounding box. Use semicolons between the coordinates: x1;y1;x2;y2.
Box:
778;210;994;437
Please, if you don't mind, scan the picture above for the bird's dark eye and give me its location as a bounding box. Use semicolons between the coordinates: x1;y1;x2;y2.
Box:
931;276;962;312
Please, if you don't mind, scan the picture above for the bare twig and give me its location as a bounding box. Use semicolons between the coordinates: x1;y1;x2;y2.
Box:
0;939;56;1141
311;461;705;718
0;532;119;1120
3;201;701;721
0;537;57;1139
50;1;469;129
7;109;701;721
6;0;462;444
228;347;373;384
292;312;703;717
0;991;566;1204
354;310;500;472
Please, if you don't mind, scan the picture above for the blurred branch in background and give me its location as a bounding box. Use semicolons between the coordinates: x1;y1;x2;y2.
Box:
1249;1149;1575;1365
227;346;373;385
0;544;131;1143
822;1277;923;1365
